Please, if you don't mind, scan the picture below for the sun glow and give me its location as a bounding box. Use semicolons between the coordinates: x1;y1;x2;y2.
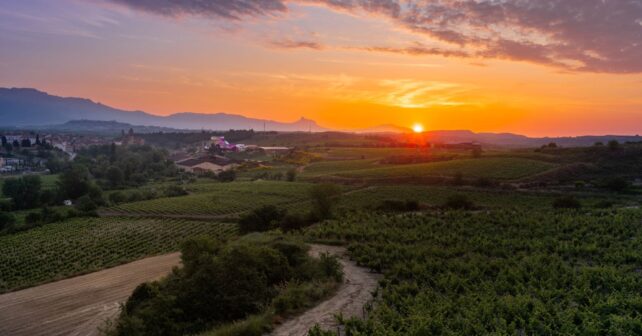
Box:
412;123;424;133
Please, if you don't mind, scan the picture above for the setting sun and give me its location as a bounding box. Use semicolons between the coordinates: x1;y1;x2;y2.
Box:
412;124;424;133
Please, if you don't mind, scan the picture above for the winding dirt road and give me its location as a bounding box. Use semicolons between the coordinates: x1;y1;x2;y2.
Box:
0;253;181;336
271;245;380;336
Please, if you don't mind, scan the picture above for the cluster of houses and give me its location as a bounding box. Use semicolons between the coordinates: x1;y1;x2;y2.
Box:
174;136;290;173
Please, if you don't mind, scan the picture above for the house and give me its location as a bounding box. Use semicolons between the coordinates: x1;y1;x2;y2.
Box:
176;155;239;173
209;136;237;151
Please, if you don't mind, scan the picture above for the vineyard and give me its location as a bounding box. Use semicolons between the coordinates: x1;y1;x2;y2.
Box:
304;209;642;335
332;157;556;180
108;181;314;217
0;217;236;293
337;185;634;210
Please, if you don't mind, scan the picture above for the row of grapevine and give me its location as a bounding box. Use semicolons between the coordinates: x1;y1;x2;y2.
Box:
304;209;642;335
0;217;236;293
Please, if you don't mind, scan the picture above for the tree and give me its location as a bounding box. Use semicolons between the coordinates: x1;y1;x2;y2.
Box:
608;140;620;151
472;147;482;158
58;164;92;199
217;169;236;182
2;175;42;209
309;184;341;220
1;136;6;147
286;168;297;182
0;211;16;231
604;177;630;192
238;205;286;233
106;166;124;188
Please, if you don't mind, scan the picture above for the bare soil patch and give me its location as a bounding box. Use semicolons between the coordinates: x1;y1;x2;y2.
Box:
0;253;181;336
271;245;380;336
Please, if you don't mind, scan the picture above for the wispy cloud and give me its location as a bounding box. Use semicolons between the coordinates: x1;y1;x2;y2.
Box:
268;39;324;50
104;0;642;73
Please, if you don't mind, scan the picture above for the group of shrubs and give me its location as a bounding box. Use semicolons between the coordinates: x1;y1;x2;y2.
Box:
109;236;342;336
239;184;342;234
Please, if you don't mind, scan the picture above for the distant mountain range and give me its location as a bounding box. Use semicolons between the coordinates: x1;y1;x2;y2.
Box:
0;88;327;132
1;88;640;147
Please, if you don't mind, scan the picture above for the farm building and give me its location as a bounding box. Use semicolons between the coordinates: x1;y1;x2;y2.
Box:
176;155;239;173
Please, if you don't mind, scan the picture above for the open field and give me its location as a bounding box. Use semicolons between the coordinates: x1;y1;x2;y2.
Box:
0;217;235;293
0;253;181;336
304;209;642;334
108;181;314;217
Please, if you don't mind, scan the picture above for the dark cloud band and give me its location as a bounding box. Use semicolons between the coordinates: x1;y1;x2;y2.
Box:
107;0;642;73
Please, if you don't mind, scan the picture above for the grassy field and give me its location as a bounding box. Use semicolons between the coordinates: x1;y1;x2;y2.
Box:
108;181;314;217
0;217;236;293
321;157;556;180
304;209;642;335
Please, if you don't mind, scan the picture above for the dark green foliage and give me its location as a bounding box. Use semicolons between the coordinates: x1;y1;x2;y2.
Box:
309;184;341;220
164;185;188;197
75;144;177;189
377;199;420;212
286;168;297;182
2;175;42;209
112;236;341;336
305;210;642;335
75;195;98;212
108;191;126;205
603;177;631;193
0;211;16;231
58;164;92;200
217;170;236;182
552;195;582;209
238;205;286;233
106;166;124;188
279;213;310;232
442;194;475;210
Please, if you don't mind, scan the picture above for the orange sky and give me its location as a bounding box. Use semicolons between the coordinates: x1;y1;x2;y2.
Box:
1;0;641;136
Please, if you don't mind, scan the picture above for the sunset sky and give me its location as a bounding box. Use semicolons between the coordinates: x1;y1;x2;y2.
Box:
1;0;641;136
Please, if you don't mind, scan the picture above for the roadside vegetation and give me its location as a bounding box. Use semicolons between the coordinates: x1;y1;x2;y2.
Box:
108;235;342;336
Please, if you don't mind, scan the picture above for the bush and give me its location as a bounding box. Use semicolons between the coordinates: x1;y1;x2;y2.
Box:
286;168;297;182
0;212;16;231
279;214;310;232
218;170;236;182
238;205;287;233
443;195;475;210
309;184;341;220
109;191;127;205
552;196;582;209
604;177;630;193
164;185;188;197
76;195;98;212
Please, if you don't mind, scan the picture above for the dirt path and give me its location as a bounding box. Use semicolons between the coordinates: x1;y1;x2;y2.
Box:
271;245;380;336
0;253;181;336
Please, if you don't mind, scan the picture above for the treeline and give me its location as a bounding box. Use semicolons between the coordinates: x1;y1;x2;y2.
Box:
0;144;181;233
140;130;256;149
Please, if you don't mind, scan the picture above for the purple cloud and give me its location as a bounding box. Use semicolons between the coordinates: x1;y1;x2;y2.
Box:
269;39;325;50
105;0;642;73
107;0;288;20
